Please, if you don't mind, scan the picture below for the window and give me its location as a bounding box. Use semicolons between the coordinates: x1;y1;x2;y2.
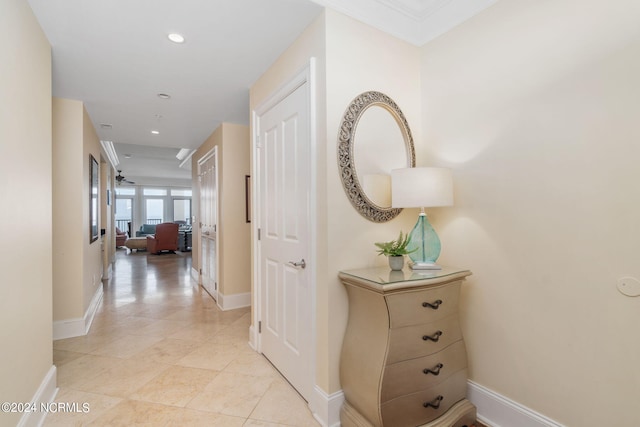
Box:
171;189;192;197
145;199;164;224
115;185;191;231
115;187;136;196
115;198;133;232
173;199;191;224
143;188;167;196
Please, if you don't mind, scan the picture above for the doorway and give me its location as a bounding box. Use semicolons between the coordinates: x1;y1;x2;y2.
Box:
198;147;219;300
253;60;316;402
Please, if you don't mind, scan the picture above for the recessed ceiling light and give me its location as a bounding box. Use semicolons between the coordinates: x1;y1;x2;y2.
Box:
100;123;112;129
151;130;160;135
124;154;132;159
157;93;171;100
168;33;185;44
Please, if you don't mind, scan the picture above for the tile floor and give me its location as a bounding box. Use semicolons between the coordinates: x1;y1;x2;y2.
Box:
46;250;320;426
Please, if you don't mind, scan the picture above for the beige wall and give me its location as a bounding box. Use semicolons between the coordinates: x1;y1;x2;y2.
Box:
324;9;422;393
0;0;53;424
82;106;105;309
251;9;422;394
218;124;251;296
53;98;85;319
192;123;251;301
52;98;104;322
421;0;640;425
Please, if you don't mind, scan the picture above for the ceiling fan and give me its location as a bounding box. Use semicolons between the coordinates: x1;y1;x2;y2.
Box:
115;170;135;185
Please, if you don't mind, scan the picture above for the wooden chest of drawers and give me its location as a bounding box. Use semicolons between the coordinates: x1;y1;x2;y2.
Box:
339;267;476;427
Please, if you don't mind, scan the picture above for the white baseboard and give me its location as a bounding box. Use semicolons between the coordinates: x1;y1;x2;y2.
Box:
52;285;103;340
305;382;564;427
17;365;57;427
468;380;565;427
217;291;251;311
191;267;200;284
83;285;103;334
310;386;344;427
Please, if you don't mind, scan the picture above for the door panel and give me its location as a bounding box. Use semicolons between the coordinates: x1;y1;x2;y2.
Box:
264;125;279;238
283;265;301;351
258;81;312;401
265;258;279;334
198;149;217;300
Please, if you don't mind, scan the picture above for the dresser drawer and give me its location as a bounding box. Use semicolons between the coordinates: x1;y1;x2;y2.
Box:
380;369;467;427
381;340;467;402
386;283;460;328
386;315;461;364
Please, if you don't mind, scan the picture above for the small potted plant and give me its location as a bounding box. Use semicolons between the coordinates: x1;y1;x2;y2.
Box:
375;231;416;271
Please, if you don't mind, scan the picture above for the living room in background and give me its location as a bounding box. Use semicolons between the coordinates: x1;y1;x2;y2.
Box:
115;186;192;238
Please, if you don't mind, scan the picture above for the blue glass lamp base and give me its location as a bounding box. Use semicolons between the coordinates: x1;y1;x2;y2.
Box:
407;212;442;270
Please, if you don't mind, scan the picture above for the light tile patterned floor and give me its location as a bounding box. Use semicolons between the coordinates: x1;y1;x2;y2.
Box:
46;250;320;426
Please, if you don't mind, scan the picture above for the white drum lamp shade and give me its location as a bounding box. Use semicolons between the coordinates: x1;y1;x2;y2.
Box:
391;167;453;208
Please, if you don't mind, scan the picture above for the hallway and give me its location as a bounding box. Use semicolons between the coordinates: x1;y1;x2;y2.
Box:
47;250;320;426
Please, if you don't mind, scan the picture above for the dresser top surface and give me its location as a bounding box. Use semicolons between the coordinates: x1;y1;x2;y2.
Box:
339;266;471;292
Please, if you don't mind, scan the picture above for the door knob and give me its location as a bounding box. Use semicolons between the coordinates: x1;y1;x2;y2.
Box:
288;259;306;269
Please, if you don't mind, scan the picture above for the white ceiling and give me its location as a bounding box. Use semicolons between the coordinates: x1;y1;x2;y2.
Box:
312;0;498;46
27;0;496;184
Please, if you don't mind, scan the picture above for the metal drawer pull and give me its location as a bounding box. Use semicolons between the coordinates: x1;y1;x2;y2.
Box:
422;299;442;309
422;331;442;342
423;395;443;409
423;363;444;376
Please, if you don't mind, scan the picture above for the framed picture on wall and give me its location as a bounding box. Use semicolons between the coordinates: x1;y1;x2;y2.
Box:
245;175;251;223
89;154;99;243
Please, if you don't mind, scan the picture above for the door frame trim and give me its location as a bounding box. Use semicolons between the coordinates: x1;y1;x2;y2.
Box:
250;58;317;400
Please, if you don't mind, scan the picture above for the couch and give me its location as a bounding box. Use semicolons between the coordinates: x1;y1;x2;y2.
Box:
115;227;128;247
136;224;157;237
146;222;179;254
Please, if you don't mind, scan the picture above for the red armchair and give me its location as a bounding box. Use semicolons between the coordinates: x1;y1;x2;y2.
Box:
146;223;179;254
115;227;128;247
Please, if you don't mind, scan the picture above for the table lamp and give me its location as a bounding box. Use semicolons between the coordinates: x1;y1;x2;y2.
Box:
391;167;453;270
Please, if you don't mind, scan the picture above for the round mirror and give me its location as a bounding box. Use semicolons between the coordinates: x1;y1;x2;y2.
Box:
338;91;415;222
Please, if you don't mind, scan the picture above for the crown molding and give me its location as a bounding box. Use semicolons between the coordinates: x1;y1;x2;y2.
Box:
310;0;498;45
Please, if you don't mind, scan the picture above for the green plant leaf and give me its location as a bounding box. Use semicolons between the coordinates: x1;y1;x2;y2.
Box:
374;231;417;256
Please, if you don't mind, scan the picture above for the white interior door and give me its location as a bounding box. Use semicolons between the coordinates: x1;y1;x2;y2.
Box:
198;148;218;300
256;79;313;401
